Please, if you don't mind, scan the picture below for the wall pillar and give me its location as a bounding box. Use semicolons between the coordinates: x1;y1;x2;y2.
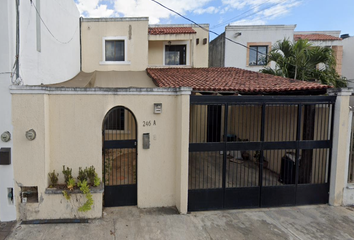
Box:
328;88;353;206
175;87;191;214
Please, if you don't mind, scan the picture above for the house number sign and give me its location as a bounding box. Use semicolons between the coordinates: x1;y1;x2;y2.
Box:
142;120;156;127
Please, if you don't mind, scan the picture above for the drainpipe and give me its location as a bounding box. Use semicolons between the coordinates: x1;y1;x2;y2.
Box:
15;0;20;79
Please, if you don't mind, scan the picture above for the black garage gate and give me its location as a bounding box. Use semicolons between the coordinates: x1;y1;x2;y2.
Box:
188;95;335;211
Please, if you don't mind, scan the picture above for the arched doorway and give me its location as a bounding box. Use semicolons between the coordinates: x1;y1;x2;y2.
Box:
102;106;137;207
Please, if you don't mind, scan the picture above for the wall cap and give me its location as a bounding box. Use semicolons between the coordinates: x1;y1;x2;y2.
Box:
10;86;192;96
45;183;104;194
327;88;353;96
82;17;148;22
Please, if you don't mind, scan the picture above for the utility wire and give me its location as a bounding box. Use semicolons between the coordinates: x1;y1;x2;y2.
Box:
31;1;78;44
150;0;267;56
211;0;273;29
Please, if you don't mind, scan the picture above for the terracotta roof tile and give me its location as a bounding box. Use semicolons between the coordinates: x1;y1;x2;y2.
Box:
146;67;330;94
148;27;196;35
294;34;342;41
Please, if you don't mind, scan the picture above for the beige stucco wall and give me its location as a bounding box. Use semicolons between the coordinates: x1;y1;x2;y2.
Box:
148;26;209;67
11;87;190;220
81;18;149;72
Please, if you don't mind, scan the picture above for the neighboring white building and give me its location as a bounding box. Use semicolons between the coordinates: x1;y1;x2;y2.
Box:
209;25;296;71
0;0;80;221
342;35;354;88
210;25;349;79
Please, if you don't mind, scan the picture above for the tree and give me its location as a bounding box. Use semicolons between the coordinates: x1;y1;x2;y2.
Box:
260;39;347;88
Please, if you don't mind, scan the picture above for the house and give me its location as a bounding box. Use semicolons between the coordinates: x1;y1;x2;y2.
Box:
294;31;343;75
209;25;296;71
210;25;349;79
7;16;354;220
0;0;79;221
341;34;354;89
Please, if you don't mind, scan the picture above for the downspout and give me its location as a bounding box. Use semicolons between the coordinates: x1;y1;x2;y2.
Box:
15;0;20;79
79;17;82;71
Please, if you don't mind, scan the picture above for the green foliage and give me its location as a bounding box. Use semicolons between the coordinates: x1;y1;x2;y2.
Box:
260;38;347;88
94;174;101;187
78;193;93;212
77;167;88;182
62;165;73;184
77;180;93;212
62;190;71;200
103;156;113;185
48;170;59;187
86;166;96;185
67;177;76;191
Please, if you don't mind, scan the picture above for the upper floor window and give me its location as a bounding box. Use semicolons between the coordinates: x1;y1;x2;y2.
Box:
249;46;268;66
105;40;125;61
165;45;186;65
163;41;190;66
101;37;130;65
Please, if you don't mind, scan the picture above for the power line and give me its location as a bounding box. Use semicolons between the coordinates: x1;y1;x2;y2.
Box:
211;0;273;29
150;0;267;56
31;1;78;44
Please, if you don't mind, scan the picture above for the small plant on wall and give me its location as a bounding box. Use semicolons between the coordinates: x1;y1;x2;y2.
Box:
48;170;59;188
48;165;101;212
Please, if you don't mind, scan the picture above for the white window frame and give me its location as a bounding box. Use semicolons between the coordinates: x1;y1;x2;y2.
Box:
100;36;130;65
163;40;190;66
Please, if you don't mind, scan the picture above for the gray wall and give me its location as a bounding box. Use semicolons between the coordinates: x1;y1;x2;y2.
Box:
209;33;225;67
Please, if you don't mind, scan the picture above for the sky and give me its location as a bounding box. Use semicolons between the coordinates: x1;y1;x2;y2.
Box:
75;0;354;40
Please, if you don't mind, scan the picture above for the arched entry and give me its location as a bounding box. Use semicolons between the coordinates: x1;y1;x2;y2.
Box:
102;106;137;207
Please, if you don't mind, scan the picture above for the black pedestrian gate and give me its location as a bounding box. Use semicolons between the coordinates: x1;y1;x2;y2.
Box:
188;95;335;211
102;106;137;207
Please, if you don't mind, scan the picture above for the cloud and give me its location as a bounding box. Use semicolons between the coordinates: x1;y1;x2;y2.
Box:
193;6;219;15
113;0;212;24
76;0;115;17
231;18;266;25
218;0;301;27
75;0;301;26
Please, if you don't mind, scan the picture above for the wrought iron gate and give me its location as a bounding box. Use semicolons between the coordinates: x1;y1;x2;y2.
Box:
103;106;137;207
188;96;335;211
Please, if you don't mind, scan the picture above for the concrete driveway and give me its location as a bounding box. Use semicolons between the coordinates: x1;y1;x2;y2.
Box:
7;205;354;240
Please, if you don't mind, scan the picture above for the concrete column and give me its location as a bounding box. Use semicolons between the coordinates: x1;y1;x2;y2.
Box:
328;88;353;206
175;87;191;214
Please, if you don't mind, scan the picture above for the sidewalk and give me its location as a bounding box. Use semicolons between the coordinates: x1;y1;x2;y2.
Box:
0;221;16;240
6;205;354;240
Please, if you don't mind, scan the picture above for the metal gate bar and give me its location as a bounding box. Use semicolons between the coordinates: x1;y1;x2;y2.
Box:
188;95;336;211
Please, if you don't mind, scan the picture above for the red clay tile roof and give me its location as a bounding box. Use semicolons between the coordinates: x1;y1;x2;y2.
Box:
146;67;330;94
294;34;342;41
148;27;196;35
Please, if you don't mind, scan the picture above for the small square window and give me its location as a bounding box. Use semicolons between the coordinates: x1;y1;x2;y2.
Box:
105;40;125;62
249;46;268;66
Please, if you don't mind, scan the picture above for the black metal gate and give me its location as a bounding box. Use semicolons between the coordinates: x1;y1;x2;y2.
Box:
103;106;137;207
188;95;335;211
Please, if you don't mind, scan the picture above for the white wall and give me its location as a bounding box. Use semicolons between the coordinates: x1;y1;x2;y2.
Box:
342;37;354;87
0;0;80;222
224;25;296;72
0;0;16;222
19;0;80;85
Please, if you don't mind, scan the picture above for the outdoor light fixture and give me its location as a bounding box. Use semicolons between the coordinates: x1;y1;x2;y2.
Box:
1;131;11;142
25;129;36;141
154;103;162;114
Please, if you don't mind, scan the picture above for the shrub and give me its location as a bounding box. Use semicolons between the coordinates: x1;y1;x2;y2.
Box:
62;165;72;184
48;170;59;187
77;167;88;182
